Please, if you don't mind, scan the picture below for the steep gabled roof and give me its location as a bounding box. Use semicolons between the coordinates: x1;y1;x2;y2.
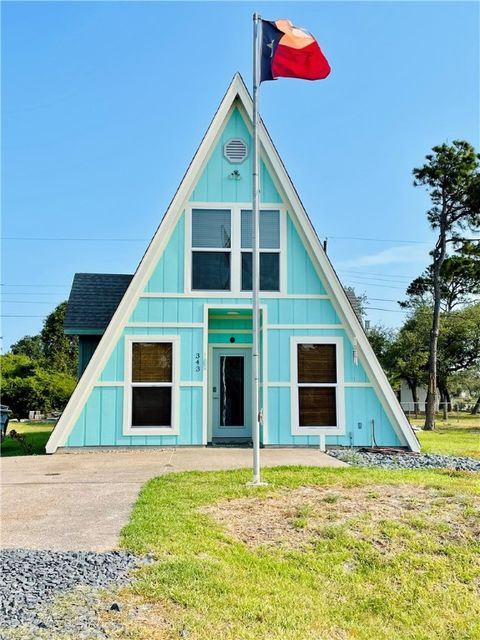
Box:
47;73;419;453
64;273;133;333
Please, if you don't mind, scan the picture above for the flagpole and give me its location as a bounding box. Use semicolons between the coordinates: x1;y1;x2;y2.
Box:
249;11;264;486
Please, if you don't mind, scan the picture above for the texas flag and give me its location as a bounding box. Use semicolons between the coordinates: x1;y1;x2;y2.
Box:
260;19;331;82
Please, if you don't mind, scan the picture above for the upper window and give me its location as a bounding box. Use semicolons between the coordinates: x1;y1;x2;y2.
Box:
241;210;280;291
192;209;231;290
297;343;337;427
189;207;282;293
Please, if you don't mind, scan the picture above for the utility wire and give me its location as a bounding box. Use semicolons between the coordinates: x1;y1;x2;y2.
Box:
0;283;68;288
2;234;435;245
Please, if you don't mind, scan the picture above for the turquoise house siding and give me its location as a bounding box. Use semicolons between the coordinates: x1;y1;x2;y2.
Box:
190;107;282;204
144;213;185;293
62;98;408;451
287;215;326;295
267;386;400;447
66;386;203;447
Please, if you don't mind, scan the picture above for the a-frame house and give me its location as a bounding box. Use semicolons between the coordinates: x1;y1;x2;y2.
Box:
46;74;419;453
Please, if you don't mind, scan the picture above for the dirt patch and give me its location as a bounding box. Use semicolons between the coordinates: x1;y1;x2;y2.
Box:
202;484;480;552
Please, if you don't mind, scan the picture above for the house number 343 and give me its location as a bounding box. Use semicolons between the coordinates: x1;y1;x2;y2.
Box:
194;353;201;372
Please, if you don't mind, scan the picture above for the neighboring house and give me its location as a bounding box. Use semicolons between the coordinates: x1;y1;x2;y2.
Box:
397;380;449;413
46;74;419;453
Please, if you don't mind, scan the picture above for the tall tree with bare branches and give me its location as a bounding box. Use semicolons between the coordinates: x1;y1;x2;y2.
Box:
413;140;480;430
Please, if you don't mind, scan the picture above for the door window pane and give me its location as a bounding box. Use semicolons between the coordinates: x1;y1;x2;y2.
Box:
132;387;172;427
299;387;336;426
132;343;172;382
298;344;337;383
241;252;279;291
192;209;231;248
241;210;280;249
220;356;244;426
192;252;230;290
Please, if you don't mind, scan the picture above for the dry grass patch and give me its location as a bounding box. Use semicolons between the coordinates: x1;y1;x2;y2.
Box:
202;483;480;552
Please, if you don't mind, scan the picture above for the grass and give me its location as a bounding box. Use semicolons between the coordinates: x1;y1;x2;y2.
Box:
410;414;480;459
120;466;480;640
0;421;54;456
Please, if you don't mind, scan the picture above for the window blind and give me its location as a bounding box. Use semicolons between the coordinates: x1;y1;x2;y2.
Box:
132;343;172;382
241;210;280;249
192;209;231;248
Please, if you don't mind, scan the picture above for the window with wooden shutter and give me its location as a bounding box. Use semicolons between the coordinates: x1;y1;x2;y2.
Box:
296;342;338;428
131;341;174;428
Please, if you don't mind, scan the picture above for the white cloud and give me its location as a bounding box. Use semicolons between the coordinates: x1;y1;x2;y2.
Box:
336;244;428;269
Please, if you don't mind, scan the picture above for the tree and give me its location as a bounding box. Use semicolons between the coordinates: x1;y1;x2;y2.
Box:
413;140;480;429
0;353;76;418
401;253;480;312
365;324;396;380
344;286;367;323
40;301;78;376
436;304;480;418
10;335;43;360
389;309;430;417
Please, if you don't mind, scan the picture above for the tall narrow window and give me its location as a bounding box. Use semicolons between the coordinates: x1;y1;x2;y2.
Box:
131;342;173;428
297;343;337;427
192;209;231;290
241;210;280;291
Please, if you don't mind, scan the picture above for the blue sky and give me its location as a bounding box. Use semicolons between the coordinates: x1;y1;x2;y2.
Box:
2;1;479;351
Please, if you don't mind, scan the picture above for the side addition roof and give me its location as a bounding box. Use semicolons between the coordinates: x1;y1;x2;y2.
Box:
64;273;133;334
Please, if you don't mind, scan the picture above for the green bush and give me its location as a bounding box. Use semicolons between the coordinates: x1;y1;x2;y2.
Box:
0;354;76;419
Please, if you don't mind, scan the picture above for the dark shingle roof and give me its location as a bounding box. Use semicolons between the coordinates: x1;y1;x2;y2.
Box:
64;273;133;333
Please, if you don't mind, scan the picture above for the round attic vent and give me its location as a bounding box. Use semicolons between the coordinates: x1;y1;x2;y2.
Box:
223;138;249;164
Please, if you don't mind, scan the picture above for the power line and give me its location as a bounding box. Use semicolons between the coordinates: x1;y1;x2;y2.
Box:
0;283;68;288
2;234;434;245
342;279;407;290
3;237;147;242
0;292;67;297
323;235;431;245
1;315;47;318
339;270;412;282
365;306;406;313
2;300;58;304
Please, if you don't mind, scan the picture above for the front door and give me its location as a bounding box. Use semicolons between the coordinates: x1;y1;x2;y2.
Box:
212;348;252;440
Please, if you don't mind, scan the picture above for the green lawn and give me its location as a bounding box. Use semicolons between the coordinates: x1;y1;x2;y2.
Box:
411;414;480;459
0;421;54;456
118;467;480;640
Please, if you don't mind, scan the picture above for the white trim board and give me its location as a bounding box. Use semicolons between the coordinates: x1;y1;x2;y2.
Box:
123;335;180;437
290;336;346;437
46;73;419;453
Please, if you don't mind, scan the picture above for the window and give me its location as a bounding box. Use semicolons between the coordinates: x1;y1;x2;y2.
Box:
241;210;280;291
291;338;344;435
124;337;179;435
192;209;231;290
188;206;283;293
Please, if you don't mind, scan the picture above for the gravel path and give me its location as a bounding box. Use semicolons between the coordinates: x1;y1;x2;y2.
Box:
329;449;480;472
0;549;146;639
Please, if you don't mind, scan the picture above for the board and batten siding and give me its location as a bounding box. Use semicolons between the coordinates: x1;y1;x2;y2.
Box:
64;103;402;449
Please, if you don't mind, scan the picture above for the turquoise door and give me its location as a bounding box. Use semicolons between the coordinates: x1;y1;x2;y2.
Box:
212;348;252;440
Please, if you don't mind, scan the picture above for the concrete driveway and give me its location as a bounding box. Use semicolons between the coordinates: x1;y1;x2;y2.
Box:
0;448;346;552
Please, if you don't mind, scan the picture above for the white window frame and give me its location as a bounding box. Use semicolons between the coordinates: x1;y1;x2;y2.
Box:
190;207;233;293
240;208;281;293
290;336;345;436
185;203;286;296
123;335;180;436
